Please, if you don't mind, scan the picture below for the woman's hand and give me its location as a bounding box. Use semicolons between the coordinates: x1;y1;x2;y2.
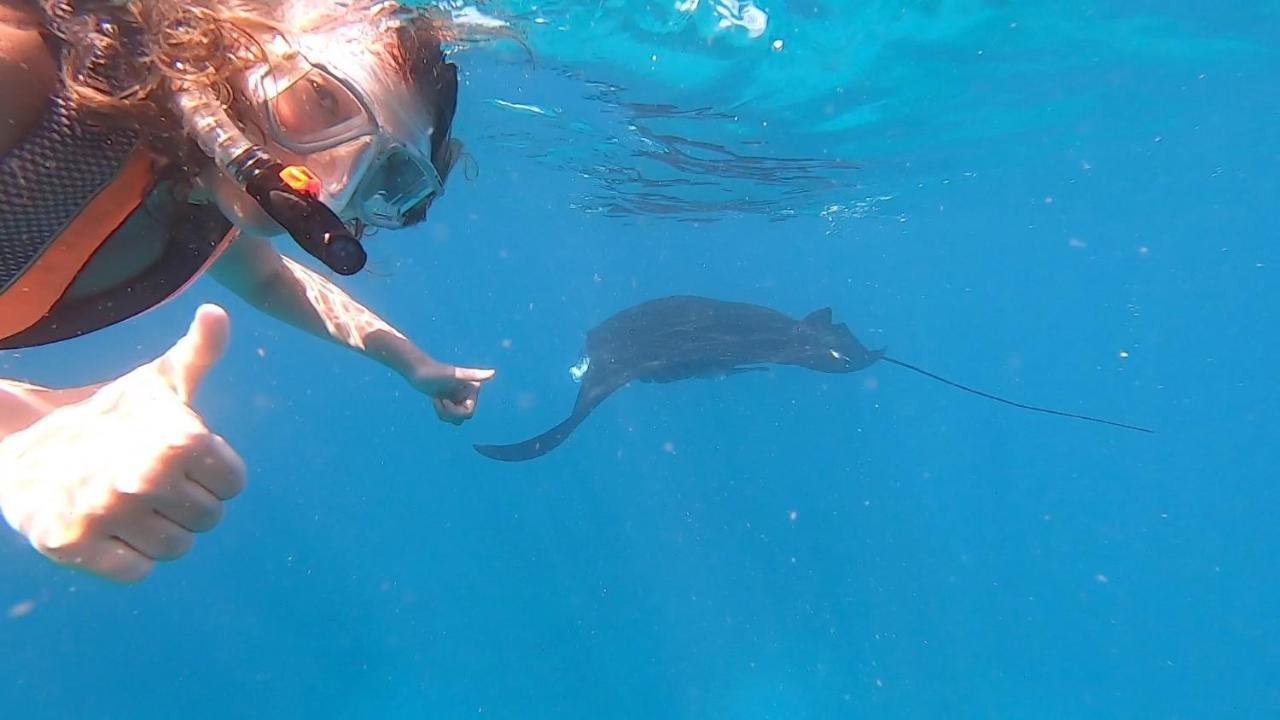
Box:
410;362;496;425
0;305;246;583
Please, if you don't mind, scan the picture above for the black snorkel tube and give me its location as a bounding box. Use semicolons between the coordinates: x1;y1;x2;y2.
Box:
170;81;368;275
233;149;367;275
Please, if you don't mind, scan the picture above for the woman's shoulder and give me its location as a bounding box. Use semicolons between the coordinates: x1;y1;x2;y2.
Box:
0;0;56;155
0;0;41;28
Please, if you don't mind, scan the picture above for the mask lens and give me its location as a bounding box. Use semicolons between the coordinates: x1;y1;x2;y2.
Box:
267;68;373;153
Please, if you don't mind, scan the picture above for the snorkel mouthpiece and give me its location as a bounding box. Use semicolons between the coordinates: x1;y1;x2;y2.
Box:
171;81;368;275
235;152;367;275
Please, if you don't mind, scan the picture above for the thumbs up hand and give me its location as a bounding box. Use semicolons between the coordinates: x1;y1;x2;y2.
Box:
0;305;246;583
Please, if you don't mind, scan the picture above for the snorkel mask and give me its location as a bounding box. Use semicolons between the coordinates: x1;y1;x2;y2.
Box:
245;24;455;229
171;1;460;275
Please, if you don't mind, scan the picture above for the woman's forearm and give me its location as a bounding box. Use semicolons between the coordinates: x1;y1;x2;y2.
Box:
211;237;437;383
0;380;103;438
0;381;50;439
259;255;435;379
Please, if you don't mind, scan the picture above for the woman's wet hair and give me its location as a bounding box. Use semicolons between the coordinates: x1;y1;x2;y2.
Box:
392;14;462;189
38;1;477;137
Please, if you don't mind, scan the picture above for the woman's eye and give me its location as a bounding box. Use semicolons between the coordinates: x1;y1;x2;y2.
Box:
309;79;340;114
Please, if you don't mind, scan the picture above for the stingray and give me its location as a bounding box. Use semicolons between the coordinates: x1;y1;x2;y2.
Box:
474;295;1152;462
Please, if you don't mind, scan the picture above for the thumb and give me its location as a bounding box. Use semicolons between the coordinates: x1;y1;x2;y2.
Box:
453;367;496;383
155;304;230;404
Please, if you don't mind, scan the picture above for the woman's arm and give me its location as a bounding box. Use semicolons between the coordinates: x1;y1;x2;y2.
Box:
0;0;56;154
0;381;103;439
209;233;493;422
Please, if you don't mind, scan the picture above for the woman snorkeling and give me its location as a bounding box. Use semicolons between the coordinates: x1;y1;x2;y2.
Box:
0;0;495;582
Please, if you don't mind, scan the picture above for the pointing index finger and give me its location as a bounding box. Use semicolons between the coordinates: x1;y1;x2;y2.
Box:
453;367;495;383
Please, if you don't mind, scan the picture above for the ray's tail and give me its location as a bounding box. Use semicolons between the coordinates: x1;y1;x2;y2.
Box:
881;357;1153;434
474;412;589;462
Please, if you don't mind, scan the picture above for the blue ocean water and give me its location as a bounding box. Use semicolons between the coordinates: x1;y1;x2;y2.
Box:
1;1;1277;718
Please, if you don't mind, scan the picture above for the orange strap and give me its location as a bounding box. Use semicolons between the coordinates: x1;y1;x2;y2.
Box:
0;147;154;340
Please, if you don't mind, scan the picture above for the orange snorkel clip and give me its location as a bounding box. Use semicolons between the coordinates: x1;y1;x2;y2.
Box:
279;165;323;197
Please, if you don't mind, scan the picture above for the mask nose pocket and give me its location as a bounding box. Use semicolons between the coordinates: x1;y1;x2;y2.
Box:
356;149;441;228
299;136;376;211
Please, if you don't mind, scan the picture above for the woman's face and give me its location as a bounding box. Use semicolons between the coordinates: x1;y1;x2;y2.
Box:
219;17;447;232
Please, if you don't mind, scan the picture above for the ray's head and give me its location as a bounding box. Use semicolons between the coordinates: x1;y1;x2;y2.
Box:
793;308;884;373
